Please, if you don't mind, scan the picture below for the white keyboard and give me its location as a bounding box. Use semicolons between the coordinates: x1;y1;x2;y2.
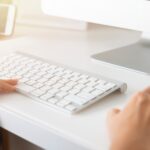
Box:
0;52;127;114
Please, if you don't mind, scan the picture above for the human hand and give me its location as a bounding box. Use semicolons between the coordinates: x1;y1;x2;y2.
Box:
0;79;18;93
107;87;150;150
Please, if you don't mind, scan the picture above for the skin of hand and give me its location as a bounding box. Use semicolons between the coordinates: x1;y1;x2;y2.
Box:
0;79;18;93
107;87;150;150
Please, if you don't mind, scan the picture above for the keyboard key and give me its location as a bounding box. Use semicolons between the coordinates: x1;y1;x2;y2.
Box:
105;82;116;89
48;98;58;104
97;80;107;85
31;89;46;97
56;91;68;99
70;76;80;82
40;85;51;91
55;71;65;77
19;78;29;83
77;92;96;100
47;70;57;74
95;83;116;91
40;93;54;101
33;83;43;88
52;83;64;89
78;79;89;84
95;84;105;90
30;75;41;81
74;84;85;90
63;74;73;79
80;74;89;79
88;77;98;82
66;81;77;87
61;86;72;92
17;84;35;93
36;72;46;77
86;81;97;87
46;80;56;86
37;78;48;83
57;99;71;107
23;73;33;78
51;76;61;81
63;70;73;74
43;74;53;79
49;65;57;70
82;87;94;93
55;67;64;72
91;89;104;96
59;79;69;84
48;88;59;95
26;80;36;86
64;95;87;106
71;72;80;77
65;103;77;111
69;88;80;95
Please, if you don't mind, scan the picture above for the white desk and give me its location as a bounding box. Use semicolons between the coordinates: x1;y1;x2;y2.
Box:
0;24;149;150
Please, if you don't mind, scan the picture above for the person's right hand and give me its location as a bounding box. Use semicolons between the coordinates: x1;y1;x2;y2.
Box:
0;79;18;93
107;87;150;150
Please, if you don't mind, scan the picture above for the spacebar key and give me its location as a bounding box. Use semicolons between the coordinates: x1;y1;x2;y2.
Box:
17;83;35;93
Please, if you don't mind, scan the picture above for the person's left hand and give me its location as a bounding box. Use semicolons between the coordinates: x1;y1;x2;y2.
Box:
0;79;18;93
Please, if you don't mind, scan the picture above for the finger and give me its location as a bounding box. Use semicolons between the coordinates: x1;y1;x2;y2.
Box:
124;91;150;115
0;82;16;93
142;86;150;94
136;92;150;112
2;79;18;86
124;92;144;111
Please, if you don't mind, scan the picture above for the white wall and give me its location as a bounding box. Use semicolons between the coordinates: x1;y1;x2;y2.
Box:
17;0;42;17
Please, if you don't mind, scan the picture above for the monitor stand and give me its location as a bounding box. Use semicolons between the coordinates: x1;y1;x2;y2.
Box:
91;32;150;75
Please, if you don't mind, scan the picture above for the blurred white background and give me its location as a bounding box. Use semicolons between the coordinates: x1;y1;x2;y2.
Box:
16;0;87;30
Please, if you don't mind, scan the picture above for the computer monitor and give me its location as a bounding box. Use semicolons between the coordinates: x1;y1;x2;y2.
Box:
42;0;150;75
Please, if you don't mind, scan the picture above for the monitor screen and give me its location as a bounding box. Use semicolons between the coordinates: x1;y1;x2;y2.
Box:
42;0;150;32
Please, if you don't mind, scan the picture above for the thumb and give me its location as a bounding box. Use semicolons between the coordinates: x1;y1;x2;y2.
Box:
3;79;18;86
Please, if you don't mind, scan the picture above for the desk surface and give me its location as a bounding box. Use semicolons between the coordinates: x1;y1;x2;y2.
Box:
0;24;149;150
